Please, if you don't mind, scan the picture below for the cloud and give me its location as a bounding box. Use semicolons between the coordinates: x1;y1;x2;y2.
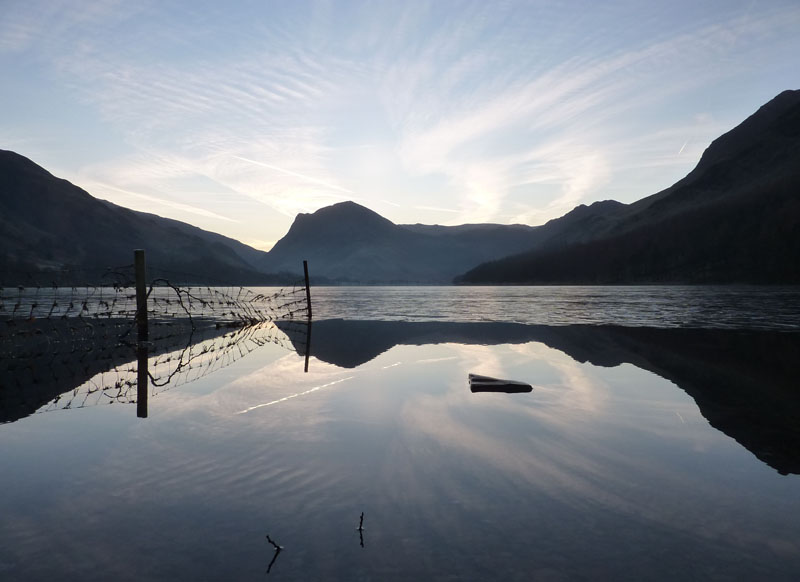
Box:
231;155;354;195
2;0;799;242
238;238;278;252
84;181;239;223
414;205;460;214
385;4;800;224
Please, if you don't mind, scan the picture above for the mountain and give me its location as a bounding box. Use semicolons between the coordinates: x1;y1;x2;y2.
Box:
5;90;799;286
457;89;800;284
0;150;545;285
257;200;542;283
0;150;285;285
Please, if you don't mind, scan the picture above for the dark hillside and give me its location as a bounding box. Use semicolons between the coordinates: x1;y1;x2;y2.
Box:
457;89;800;284
257;201;544;283
0;150;283;284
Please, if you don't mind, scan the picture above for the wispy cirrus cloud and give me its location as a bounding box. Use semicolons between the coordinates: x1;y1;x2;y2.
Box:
385;4;800;225
2;0;799;243
85;181;239;223
230;155;354;195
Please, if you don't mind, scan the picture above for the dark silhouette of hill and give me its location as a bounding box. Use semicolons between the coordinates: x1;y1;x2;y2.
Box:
4;90;799;285
257;200;542;283
457;89;800;284
0;152;562;284
0;150;287;284
278;319;800;475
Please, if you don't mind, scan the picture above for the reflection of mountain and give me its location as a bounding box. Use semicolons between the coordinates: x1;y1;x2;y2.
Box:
278;319;543;368
284;319;800;475
533;325;800;476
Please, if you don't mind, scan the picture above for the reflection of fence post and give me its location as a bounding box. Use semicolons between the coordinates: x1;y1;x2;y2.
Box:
303;260;312;320
134;249;149;418
303;260;312;373
304;319;312;373
137;344;149;418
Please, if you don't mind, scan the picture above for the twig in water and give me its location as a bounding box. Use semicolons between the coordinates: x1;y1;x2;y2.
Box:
265;534;283;575
266;534;283;551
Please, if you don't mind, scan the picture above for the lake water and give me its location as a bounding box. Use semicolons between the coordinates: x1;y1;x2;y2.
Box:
1;286;800;580
310;285;800;329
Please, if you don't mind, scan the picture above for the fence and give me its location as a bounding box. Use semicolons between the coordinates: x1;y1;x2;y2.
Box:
1;252;310;330
0;251;313;422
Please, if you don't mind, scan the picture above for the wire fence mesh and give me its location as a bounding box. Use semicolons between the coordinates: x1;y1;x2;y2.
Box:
1;261;312;422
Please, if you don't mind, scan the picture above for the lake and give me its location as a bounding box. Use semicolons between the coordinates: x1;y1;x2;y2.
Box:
1;286;800;580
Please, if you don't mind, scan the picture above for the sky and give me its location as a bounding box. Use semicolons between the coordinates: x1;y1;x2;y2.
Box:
1;0;799;251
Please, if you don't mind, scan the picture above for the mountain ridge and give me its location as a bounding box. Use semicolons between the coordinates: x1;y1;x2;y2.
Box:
456;89;800;284
3;90;799;285
256;200;545;283
0;149;285;284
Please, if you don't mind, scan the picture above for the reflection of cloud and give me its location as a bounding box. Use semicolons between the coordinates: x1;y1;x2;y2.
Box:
508;342;606;414
399;384;639;515
448;341;606;416
215;353;346;414
6;335;796;575
396;342;731;531
414;356;459;364
235;376;354;413
446;343;506;379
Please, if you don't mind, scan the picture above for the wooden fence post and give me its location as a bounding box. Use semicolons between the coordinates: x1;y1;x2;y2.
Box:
134;249;149;418
303;260;312;320
135;249;148;342
304;320;312;374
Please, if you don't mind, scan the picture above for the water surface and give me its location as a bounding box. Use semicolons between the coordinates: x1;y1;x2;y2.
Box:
1;287;799;580
307;285;800;329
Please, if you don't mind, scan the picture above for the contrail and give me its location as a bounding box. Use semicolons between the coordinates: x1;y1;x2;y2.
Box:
232;155;354;194
678;140;688;155
415;205;460;213
91;182;238;222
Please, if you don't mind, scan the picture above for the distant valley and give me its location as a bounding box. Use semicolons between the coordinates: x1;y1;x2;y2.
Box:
1;89;798;285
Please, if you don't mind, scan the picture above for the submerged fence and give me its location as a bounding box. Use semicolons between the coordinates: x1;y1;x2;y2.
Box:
0;251;313;422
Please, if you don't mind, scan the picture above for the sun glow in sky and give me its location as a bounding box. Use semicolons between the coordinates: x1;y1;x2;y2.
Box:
1;0;798;250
